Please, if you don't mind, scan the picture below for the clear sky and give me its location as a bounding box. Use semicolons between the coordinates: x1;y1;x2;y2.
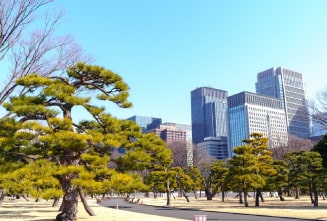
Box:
45;1;327;124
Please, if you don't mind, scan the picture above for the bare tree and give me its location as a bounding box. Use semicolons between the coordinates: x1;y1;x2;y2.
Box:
309;86;327;133
168;141;188;168
192;144;217;166
272;134;314;160
0;0;90;105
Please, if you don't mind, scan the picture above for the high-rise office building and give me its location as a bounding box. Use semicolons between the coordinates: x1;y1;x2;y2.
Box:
127;115;162;133
256;67;311;138
191;87;230;159
228;91;288;150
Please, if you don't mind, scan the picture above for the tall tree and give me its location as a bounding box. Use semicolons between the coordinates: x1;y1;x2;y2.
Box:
0;0;88;105
171;167;193;202
267;160;289;201
284;151;306;199
184;167;202;199
200;160;229;201
144;136;174;206
243;132;276;206
229;144;263;207
0;63;142;221
285;151;324;206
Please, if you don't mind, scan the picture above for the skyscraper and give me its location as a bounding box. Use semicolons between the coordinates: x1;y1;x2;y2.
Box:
228;91;288;150
191;87;229;144
127;115;162;133
191;87;230;159
256;67;311;138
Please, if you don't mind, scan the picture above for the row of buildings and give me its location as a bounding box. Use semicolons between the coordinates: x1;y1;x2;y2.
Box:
129;67;321;166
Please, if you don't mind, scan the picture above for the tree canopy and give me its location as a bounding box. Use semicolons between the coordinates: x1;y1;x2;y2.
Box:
0;62;152;220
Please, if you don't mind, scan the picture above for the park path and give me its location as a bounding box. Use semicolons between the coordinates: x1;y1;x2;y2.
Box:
100;197;313;221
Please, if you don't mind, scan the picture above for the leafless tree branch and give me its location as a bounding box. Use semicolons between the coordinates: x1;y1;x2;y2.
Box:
0;0;92;105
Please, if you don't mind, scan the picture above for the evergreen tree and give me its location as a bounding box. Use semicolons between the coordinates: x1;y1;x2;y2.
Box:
284;151;306;199
243;132;276;206
0;63;147;221
184;167;202;199
199;161;228;201
288;151;324;207
312;134;327;168
268;160;289;201
229;144;262;207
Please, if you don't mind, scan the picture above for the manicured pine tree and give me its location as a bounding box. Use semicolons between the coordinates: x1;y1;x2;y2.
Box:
294;151;323;207
184;166;202;199
171;166;194;202
198;160;229;201
229;144;262;207
284;151;306;199
268;160;289;201
0;63;148;220
242;132;276;206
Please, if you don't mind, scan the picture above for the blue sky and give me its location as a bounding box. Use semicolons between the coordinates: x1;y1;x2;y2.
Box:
42;1;327;124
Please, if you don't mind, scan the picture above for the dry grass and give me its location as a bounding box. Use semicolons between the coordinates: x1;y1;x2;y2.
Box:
1;195;327;221
142;195;327;220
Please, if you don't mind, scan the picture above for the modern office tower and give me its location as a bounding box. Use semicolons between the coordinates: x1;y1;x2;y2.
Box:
191;87;230;159
228;91;288;151
256;67;311;138
196;137;229;162
127;115;162;132
191;87;229;143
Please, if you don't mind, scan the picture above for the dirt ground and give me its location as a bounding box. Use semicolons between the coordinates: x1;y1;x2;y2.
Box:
1;194;327;221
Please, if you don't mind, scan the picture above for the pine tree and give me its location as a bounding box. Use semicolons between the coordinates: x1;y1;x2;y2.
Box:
243;132;276;206
229;144;262;207
0;63;147;220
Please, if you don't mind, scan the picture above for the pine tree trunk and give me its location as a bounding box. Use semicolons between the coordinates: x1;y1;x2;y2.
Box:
244;191;249;207
222;190;225;202
255;189;260;206
294;186;300;199
239;189;243;204
182;189;190;202
78;187;95;216
278;188;285;201
166;178;171;206
56;178;78;221
260;191;264;202
205;188;213;200
193;190;198;199
53;197;60;207
309;185;314;204
313;183;319;207
0;189;5;206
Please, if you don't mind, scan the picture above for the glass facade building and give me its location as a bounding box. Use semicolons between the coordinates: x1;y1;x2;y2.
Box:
256;67;311;138
127;115;162;133
191;87;229;144
228;91;288;151
197;136;229;162
191;87;230;159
